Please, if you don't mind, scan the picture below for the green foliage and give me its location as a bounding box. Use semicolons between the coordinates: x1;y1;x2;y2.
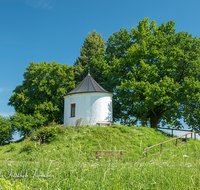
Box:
32;122;63;144
10;112;47;137
34;126;57;143
74;30;106;83
8;61;75;123
106;27;134;60
0;115;13;145
105;17;200;128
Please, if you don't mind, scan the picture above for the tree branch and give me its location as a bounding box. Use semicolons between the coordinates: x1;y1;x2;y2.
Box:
151;109;158;118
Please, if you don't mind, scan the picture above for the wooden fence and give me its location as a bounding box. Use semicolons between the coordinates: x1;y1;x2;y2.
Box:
144;131;196;158
158;127;194;137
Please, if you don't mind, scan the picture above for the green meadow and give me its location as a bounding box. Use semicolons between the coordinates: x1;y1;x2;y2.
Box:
0;125;199;189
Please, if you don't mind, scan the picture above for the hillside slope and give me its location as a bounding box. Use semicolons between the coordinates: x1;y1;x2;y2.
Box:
0;125;199;189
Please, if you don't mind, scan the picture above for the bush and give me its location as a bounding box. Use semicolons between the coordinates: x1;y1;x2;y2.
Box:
0;116;13;145
10;112;48;138
34;126;57;144
30;122;65;144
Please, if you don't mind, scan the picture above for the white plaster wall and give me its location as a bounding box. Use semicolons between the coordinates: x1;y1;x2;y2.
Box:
64;92;112;126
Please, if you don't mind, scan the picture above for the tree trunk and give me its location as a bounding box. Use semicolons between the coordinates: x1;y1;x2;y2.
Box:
150;115;160;128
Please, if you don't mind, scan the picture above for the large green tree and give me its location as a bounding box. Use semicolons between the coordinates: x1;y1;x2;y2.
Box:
106;18;200;128
106;28;134;61
74;30;106;83
8;61;75;123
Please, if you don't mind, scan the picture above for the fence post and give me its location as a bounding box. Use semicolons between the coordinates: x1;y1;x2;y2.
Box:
146;150;148;158
160;144;162;152
176;138;178;146
96;151;98;159
191;131;193;139
172;129;173;136
194;132;196;141
185;135;187;143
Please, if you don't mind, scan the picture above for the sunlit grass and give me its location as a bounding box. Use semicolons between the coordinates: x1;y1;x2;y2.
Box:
0;125;199;189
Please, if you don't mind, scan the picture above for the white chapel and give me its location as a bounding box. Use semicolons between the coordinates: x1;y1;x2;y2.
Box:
63;74;113;126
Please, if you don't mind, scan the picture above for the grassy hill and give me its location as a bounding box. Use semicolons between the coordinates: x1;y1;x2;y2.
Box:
0;125;199;189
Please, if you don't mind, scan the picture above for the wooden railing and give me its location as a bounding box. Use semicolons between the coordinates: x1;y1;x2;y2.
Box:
158;127;194;137
92;150;126;159
144;131;196;158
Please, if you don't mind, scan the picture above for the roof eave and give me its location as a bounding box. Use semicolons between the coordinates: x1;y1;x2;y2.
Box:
63;91;113;98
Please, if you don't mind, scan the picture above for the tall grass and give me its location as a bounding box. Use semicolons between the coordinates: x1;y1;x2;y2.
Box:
0;125;199;189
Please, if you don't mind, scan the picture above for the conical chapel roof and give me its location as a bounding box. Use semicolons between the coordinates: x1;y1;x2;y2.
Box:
64;74;112;96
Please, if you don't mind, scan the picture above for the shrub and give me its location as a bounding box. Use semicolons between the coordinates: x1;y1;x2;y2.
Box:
34;126;57;144
31;122;65;144
0;115;13;145
10;112;48;138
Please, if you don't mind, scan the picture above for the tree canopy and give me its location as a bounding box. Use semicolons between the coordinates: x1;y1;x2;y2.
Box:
105;18;200;129
8;61;75;123
7;18;200;130
74;30;106;83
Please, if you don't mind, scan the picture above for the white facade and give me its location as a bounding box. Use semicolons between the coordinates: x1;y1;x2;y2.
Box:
64;92;113;126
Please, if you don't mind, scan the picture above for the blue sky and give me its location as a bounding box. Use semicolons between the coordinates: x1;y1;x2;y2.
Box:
1;0;200;119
